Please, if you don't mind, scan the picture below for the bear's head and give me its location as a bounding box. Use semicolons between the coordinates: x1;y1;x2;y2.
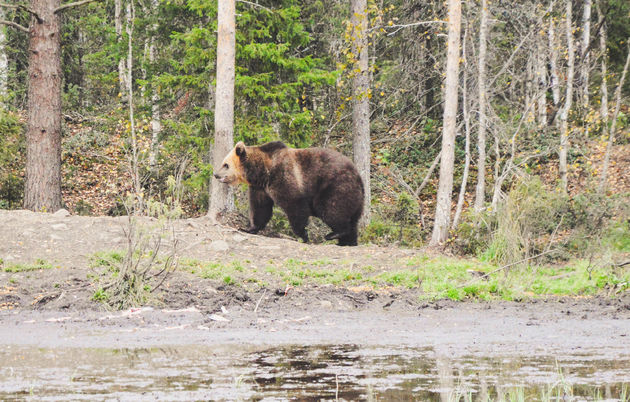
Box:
214;141;248;186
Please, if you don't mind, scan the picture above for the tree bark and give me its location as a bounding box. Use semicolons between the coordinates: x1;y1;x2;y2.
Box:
430;0;461;246
148;0;161;172
115;0;129;100
0;7;7;104
350;0;370;227
548;18;561;111
597;0;608;128
452;26;470;230
558;0;575;192
536;33;548;127
24;0;63;212
473;0;488;212
579;0;592;108
209;0;236;220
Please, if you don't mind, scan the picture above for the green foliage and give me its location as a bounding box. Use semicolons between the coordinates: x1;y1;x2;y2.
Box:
362;194;423;246
0;111;24;209
3;259;53;273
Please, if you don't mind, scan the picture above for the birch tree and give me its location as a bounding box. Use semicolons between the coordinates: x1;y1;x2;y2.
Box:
558;0;575;192
115;0;129;99
474;0;489;212
350;0;370;227
430;0;461;246
147;0;161;172
579;0;592;108
209;0;235;220
0;7;7;104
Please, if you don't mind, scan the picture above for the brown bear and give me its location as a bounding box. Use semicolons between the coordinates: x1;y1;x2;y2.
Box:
214;141;364;246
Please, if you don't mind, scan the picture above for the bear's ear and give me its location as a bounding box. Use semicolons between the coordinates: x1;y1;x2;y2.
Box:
235;142;246;158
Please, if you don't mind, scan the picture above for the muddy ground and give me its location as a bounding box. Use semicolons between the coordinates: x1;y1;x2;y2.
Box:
1;209;629;355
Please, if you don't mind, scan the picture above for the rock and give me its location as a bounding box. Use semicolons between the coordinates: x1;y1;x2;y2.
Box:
208;313;230;322
53;209;70;217
49;234;63;241
320;300;333;309
209;240;230;252
231;234;247;243
51;223;68;231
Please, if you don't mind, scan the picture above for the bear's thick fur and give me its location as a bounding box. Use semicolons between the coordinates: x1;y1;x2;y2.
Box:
214;141;364;246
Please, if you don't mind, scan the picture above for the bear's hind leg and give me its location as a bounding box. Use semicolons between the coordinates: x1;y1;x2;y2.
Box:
285;202;310;243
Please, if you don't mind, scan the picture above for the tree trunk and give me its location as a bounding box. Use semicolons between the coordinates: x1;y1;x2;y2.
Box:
579;0;592;108
597;0;608;127
209;0;236;220
0;7;7;104
115;0;129;99
24;0;63;212
350;0;370;227
474;0;488;212
548;18;561;112
599;42;630;193
536;34;548;127
558;0;575;192
148;0;161;172
430;0;461;246
452;26;470;230
126;0;140;194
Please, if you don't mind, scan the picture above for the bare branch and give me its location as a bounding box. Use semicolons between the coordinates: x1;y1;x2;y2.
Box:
0;2;41;22
0;19;28;32
384;20;447;37
236;0;271;12
55;0;98;14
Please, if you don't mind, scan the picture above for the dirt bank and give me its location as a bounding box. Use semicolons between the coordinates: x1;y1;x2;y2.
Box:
1;209;629;355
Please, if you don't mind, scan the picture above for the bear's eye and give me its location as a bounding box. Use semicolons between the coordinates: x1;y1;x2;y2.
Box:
223;163;229;169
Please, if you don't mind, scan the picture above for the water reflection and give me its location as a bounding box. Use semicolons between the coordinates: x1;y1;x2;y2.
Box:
0;344;628;400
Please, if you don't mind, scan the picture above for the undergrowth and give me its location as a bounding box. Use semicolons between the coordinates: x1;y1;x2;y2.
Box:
180;253;629;302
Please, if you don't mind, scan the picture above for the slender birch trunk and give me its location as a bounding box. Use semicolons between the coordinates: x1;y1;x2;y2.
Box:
209;0;236;219
430;0;461;246
474;0;489;212
148;0;161;172
558;0;575;192
452;27;471;230
549;18;561;112
536;34;548;127
115;0;129;100
350;0;371;227
580;0;592;108
126;0;140;194
0;7;7;104
597;1;608;126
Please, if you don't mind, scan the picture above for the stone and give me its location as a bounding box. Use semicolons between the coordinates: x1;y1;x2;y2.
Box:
53;209;70;217
51;223;69;231
209;240;230;252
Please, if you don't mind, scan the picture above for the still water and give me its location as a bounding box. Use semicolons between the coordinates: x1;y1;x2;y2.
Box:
1;344;628;401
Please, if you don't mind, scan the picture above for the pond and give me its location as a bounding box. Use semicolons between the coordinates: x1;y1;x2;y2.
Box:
1;344;628;400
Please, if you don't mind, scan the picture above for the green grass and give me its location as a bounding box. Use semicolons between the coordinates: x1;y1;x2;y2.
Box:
2;258;53;272
178;254;629;301
89;251;124;270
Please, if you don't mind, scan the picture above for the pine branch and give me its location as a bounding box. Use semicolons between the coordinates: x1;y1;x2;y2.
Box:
0;2;42;23
0;19;29;32
55;0;98;14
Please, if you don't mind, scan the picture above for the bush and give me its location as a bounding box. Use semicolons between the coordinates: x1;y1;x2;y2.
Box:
0;111;24;209
456;176;629;266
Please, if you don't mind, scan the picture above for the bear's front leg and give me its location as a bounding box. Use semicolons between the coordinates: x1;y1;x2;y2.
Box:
242;187;274;234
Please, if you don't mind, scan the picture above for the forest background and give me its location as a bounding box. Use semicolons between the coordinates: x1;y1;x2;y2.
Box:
0;0;629;268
